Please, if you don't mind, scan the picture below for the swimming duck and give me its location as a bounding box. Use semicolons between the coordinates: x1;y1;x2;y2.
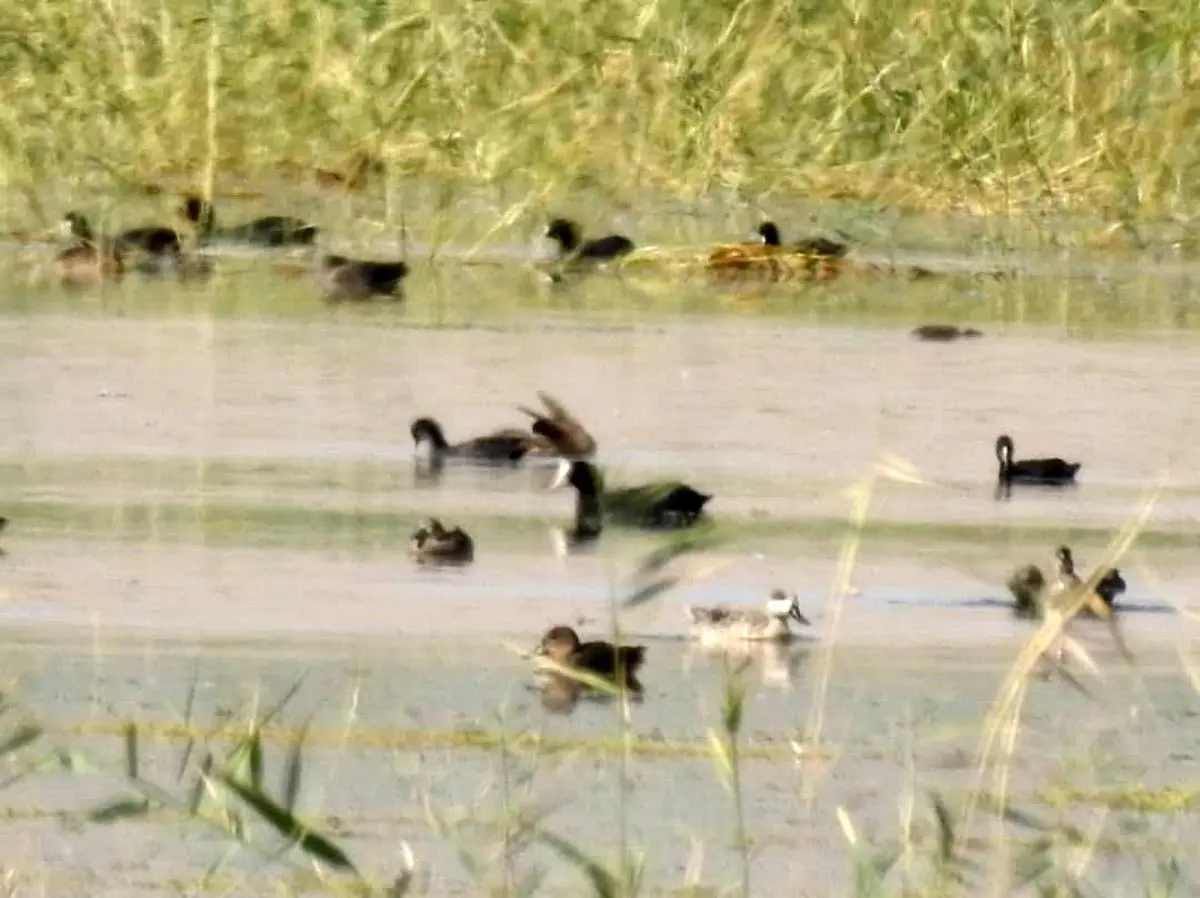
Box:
55;228;125;287
409;518;474;565
410;417;544;467
319;254;409;301
536;625;645;691
550;459;712;533
544;218;635;263
756;220;849;258
911;324;984;341
995;435;1081;488
181;195;318;247
60;211;182;257
1006;546;1126;619
687;589;812;644
411;395;596;470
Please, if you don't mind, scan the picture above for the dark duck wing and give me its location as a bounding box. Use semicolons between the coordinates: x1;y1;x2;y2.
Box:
1011;457;1081;482
578;234;635;260
519;392;597;457
792;235;849;258
574;640;646;685
115;225;181;256
453;428;538;463
224;216;319;246
606;480;711;529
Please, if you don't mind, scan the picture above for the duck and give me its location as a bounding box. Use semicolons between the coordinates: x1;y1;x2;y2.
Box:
756;220;849;258
55;230;125;287
536;625;645;691
687;589;812;644
911;324;984;341
995;435;1081;488
544;218;635;263
409;518;474;565
410;394;596;469
180;195;318;247
60;211;182;258
517;392;597;458
1006;546;1126;619
319;254;409;301
550;459;712;533
410;417;545;467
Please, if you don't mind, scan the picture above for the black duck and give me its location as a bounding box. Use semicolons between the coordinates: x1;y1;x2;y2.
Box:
550;459;712;535
996;435;1081;489
181;195;318;247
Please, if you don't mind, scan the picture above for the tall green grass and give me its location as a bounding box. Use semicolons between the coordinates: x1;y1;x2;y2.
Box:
4;0;1200;218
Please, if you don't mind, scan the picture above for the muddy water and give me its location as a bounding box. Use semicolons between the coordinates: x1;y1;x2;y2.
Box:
1;220;1200;895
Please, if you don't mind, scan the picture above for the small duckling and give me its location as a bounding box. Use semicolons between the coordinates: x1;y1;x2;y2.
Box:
536;625;645;691
995;435;1080;489
687;589;812;644
544;218;635;263
409;518;474;565
319;254;409;301
911;324;984;341
181;196;318;247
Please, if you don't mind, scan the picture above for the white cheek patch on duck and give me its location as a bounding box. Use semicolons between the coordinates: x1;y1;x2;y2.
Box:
549;458;573;490
413;437;436;461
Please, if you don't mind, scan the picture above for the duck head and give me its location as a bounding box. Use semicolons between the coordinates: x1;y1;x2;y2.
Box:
766;589;810;625
545;218;582;254
60;212;93;241
410;417;449;455
1055;545;1076;577
538;625;582;660
757;221;782;247
995;435;1015;466
1096;568;1127;605
180;195;216;233
550;459;601;495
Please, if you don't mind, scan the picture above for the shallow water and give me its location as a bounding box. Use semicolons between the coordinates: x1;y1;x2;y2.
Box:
2;193;1200;895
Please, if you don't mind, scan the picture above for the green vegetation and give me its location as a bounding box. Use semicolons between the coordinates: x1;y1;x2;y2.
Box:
4;0;1200;220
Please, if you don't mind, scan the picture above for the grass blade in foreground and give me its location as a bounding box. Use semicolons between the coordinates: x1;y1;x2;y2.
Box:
216;771;359;874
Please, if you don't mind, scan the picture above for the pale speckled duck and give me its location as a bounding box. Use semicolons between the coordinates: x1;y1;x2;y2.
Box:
687;589;812;644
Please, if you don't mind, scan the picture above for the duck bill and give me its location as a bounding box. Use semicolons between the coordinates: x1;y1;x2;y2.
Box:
548;458;572;490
